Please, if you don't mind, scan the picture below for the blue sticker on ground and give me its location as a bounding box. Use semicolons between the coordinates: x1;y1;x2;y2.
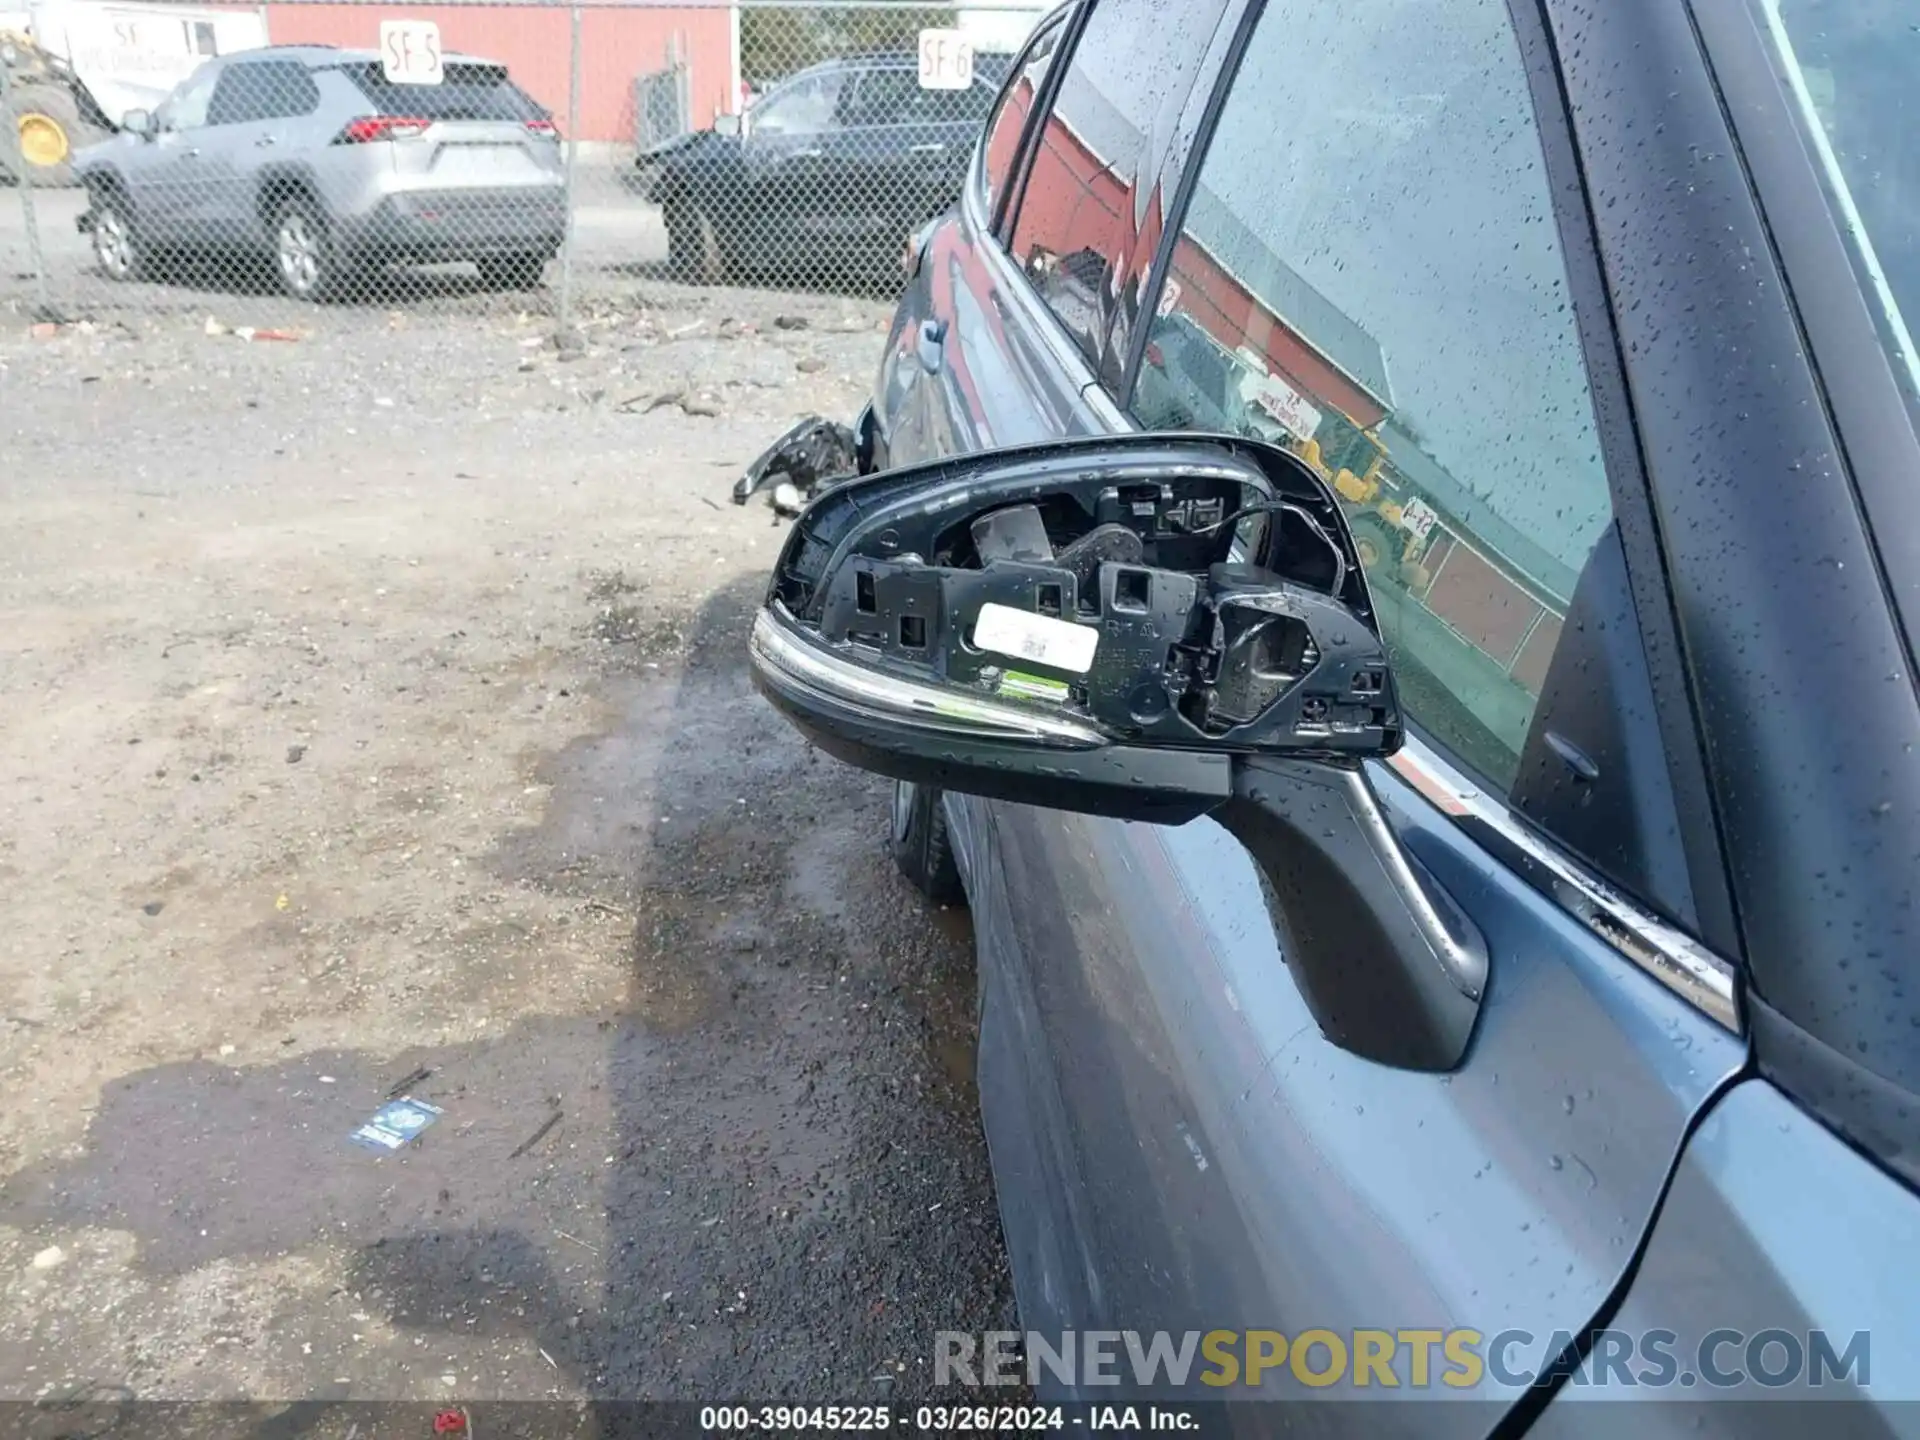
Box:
349;1096;443;1152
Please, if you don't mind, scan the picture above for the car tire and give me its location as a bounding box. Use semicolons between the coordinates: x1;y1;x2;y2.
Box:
1350;510;1402;573
87;183;146;282
477;252;550;290
271;192;346;302
7;84;105;188
890;779;965;907
665;195;728;286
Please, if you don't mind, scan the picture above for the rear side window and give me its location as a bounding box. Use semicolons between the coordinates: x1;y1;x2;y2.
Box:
1133;0;1614;791
348;62;544;123
1007;0;1227;368
207;61;319;125
838;68;984;127
836;68;904;126
980;13;1067;216
746;70;844;135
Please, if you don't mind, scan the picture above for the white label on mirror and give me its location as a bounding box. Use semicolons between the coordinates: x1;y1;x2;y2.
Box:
974;603;1098;675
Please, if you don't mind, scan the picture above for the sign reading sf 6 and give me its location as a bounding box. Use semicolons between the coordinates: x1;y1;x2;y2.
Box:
918;28;974;91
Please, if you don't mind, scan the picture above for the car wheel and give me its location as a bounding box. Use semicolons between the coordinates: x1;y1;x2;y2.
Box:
88;186;145;282
665;195;728;286
272;193;345;302
890;779;965;906
477;252;550;290
8;84;105;188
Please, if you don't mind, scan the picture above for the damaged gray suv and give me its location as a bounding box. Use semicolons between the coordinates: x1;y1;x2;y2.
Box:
748;0;1920;1430
74;46;565;299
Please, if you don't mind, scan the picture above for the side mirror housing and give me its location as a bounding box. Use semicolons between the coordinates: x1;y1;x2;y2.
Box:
713;113;741;137
750;432;1485;1072
121;109;154;138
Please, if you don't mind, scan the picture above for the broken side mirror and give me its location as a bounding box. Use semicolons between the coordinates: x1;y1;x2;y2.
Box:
749;433;1486;1072
121;109;154;139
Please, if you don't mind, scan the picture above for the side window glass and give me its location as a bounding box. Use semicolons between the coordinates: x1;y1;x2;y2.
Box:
980;14;1067;218
841;68;916;127
208;63;315;125
1008;0;1226;368
1134;0;1611;793
161;66;217;130
749;73;841;135
205;69;244;126
271;65;320;119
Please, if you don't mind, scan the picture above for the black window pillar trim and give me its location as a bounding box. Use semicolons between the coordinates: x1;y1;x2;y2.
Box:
1508;0;1740;960
988;0;1090;246
1550;0;1920;1162
1112;0;1260;407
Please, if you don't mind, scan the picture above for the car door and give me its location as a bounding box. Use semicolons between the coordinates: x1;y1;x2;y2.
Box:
128;62;219;243
899;0;1750;1431
197;60;319;245
735;66;848;272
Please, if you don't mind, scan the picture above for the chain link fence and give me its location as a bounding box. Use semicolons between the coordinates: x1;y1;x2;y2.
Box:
1;0;1047;324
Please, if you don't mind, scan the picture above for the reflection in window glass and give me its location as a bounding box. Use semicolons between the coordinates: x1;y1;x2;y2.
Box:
1132;0;1610;789
1762;0;1920;402
981;16;1065;219
1008;0;1228;367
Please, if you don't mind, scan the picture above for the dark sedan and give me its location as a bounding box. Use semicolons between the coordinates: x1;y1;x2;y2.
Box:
634;51;1012;289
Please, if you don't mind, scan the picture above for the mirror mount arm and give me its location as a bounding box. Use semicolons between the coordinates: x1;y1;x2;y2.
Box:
1218;755;1487;1072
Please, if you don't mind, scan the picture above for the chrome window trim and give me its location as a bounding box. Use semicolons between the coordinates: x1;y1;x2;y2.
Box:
1383;737;1741;1033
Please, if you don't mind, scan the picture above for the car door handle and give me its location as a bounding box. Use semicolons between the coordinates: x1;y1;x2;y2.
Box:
909;142;947;155
183;146;200;158
917;318;947;373
787;147;825;161
254;135;278;148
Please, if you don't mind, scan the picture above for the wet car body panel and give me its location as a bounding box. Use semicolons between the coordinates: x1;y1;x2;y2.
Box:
1532;1080;1920;1435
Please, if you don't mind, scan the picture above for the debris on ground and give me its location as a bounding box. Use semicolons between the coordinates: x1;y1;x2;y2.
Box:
204;317;303;342
732;415;860;512
385;1066;433;1099
348;1097;442;1153
773;315;810;331
508;1110;564;1159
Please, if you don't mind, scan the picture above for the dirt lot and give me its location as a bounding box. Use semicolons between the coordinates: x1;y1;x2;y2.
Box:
0;276;1014;1407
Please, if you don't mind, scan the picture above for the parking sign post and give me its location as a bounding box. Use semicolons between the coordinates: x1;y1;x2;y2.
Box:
0;63;51;317
557;3;583;331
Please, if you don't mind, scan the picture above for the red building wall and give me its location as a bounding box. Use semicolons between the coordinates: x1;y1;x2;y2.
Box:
1009;109;1384;431
261;4;735;143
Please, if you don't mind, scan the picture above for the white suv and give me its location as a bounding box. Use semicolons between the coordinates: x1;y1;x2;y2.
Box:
73;45;566;300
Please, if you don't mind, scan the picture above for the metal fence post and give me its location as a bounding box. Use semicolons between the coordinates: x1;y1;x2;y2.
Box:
557;2;583;330
0;63;52;318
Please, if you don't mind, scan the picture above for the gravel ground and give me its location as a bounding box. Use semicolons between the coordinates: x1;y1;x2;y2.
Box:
0;277;1015;1408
